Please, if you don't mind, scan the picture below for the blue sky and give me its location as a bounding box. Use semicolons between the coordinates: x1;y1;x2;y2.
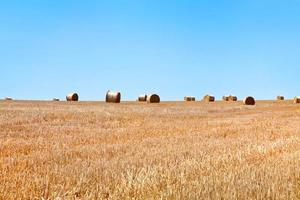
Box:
1;0;300;101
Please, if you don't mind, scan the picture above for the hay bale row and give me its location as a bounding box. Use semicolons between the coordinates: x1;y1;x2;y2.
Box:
106;90;121;103
63;91;160;103
184;96;196;101
42;93;300;105
203;95;215;102
205;95;254;105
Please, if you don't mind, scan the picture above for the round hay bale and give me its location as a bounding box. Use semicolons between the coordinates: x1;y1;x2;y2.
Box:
224;95;237;101
243;96;255;105
277;96;284;100
106;90;121;103
138;94;147;102
222;96;229;101
203;95;215;102
53;98;60;101
66;93;79;101
4;97;13;101
184;96;196;101
229;95;238;101
294;97;300;104
147;94;160;103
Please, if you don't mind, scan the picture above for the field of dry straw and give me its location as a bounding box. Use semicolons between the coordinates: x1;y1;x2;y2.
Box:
1;100;300;199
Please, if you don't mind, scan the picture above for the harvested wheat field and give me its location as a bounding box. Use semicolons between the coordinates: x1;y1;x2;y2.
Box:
1;100;300;199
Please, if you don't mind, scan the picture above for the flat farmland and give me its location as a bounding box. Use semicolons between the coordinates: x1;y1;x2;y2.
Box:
1;100;300;199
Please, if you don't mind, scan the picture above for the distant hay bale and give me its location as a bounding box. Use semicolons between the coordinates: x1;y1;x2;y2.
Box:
243;96;255;105
106;90;121;103
223;95;237;101
52;98;60;101
203;95;215;102
222;96;229;101
229;95;238;101
66;93;79;101
184;96;196;101
277;96;284;100
138;94;147;102
4;97;13;101
294;97;300;104
147;94;160;103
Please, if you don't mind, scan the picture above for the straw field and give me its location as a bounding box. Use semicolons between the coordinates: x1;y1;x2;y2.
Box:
0;100;300;199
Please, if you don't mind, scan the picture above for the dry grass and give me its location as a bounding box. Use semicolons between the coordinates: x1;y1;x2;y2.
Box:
1;100;300;199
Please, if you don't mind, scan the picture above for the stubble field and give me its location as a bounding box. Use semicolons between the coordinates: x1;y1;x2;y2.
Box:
0;100;300;199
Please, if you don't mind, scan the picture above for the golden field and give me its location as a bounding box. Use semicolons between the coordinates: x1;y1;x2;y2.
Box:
1;100;300;199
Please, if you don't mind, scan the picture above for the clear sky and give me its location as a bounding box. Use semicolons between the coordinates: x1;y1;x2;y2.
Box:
1;0;300;101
